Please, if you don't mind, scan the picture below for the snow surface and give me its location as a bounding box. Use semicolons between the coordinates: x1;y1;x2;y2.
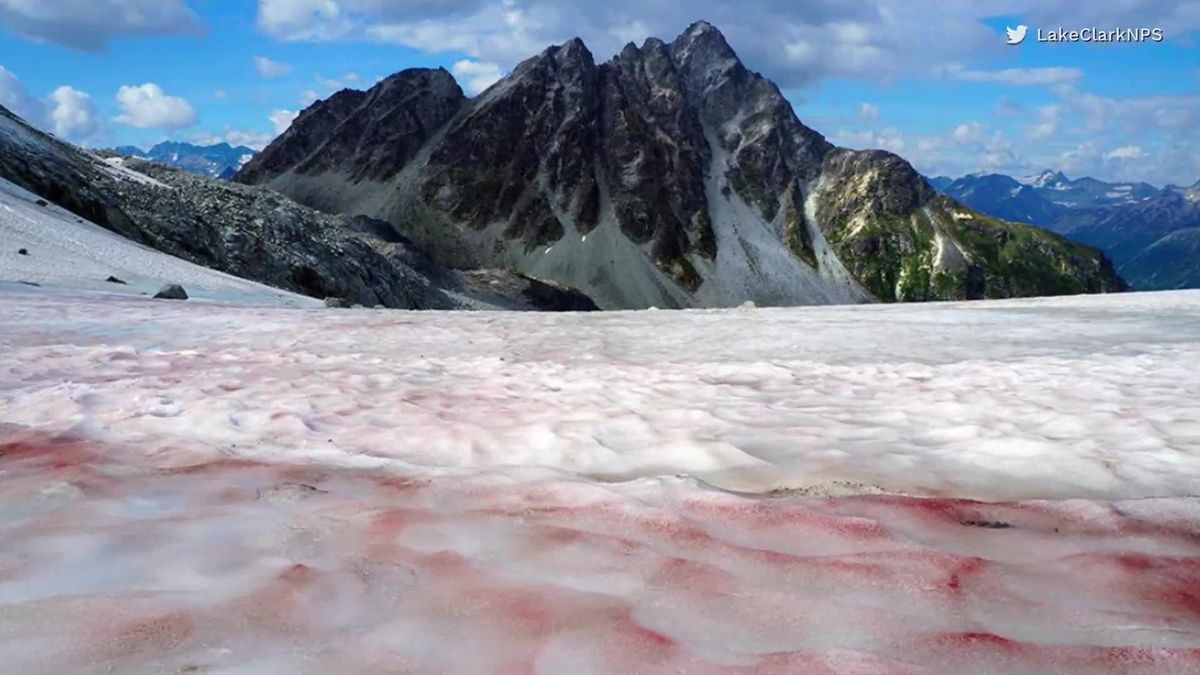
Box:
0;177;317;307
2;288;1199;673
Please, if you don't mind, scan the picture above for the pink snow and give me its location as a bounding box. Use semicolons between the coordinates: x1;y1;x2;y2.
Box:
1;287;1199;673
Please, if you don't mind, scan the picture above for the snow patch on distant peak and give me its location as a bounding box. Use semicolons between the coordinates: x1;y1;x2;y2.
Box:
97;156;170;189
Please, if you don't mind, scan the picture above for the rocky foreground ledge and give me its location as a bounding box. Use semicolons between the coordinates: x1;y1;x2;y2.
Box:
1;288;1198;673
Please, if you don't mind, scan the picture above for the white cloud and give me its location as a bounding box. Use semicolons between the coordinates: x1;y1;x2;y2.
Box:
1104;145;1144;161
834;127;905;154
0;66;99;141
254;1;1001;88
450;59;503;95
951;121;984;145
258;0;349;41
315;71;360;91
299;89;321;105
0;0;201;51
189;127;275;151
1025;104;1062;141
213;89;229;100
0;64;41;122
114;83;196;129
939;65;1082;86
48;85;99;138
858;102;878;120
254;55;293;78
269;109;298;134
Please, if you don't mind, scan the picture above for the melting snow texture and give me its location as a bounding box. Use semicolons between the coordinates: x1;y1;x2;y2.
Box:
1;288;1199;673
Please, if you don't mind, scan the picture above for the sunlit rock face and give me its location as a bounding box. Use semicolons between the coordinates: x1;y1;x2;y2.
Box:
2;287;1199;673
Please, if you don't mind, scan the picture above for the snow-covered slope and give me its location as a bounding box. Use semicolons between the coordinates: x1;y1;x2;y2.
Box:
0;178;317;306
1;288;1198;672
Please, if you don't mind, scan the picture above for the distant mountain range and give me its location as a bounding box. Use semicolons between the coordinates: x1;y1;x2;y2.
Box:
930;171;1199;290
111;141;257;179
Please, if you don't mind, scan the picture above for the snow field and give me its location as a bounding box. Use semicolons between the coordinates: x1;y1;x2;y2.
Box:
1;288;1199;672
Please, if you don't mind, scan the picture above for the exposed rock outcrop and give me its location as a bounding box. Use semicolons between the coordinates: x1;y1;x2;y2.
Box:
239;22;1125;308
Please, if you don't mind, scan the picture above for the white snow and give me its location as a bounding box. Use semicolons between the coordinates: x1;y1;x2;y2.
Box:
96;156;170;188
0;177;317;307
2;288;1199;672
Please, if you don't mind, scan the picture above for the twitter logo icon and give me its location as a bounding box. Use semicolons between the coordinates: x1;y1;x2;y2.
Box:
1006;25;1028;45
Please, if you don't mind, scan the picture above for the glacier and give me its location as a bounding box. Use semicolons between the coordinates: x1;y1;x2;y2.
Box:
1;286;1199;673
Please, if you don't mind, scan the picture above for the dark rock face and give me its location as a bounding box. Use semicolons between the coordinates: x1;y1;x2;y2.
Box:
154;283;189;300
459;270;600;312
238;21;1126;307
0;104;599;311
105;275;127;284
239;71;464;185
236;89;368;185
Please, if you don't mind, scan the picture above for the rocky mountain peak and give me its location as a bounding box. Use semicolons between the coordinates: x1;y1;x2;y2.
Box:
236;23;1126;308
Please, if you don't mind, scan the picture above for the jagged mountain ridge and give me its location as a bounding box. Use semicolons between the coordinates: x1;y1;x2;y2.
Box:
112;141;257;179
238;21;1124;309
0;105;598;311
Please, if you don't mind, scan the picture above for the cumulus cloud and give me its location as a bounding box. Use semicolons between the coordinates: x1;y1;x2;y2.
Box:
1025;104;1062;141
1104;145;1144;161
0;0;201;52
114;83;196;129
451;59;504;94
48;86;100;138
951;121;984;145
254;55;293;78
858;102;878;120
189;127;275;150
834;127;905;154
0;66;100;140
269;109;298;134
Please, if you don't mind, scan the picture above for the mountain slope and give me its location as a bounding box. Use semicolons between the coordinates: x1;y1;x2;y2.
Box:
1053;183;1199;290
936;172;1197;290
0;105;597;311
937;173;1066;226
238;22;1124;309
1019;170;1159;209
1;175;315;306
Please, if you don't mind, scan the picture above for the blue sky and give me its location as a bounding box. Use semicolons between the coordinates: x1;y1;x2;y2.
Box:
1;0;1197;186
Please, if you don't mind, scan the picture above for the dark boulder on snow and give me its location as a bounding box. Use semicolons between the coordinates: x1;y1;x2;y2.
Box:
154;283;188;300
